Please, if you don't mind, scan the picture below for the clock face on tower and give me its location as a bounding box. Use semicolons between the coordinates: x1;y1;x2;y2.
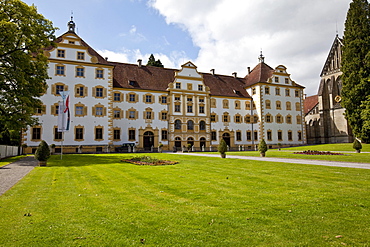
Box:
335;95;342;103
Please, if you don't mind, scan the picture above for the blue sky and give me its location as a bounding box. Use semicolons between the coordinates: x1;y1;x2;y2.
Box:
23;0;351;95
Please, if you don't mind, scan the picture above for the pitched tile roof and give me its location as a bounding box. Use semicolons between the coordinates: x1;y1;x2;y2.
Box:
244;62;274;87
304;95;319;115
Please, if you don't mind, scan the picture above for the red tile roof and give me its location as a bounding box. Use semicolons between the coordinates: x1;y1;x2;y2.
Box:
245;62;274;86
304;95;318;115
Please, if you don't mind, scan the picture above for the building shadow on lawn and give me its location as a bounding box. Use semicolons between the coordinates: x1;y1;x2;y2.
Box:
47;154;125;167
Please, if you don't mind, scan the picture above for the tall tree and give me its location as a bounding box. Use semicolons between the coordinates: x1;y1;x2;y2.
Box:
341;0;370;142
0;0;56;144
146;54;164;67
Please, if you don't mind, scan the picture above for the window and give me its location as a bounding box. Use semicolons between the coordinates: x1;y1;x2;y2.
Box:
235;115;241;123
175;96;181;101
56;84;64;95
32;127;41;140
252;88;256;95
265;86;270;94
266;100;271;109
246;102;251;110
51;104;59;115
265;114;272;123
187;97;193;102
199;98;204;103
75;106;83;116
175;104;181;112
285;89;290;96
278;130;282;141
69;41;75;44
253;115;258;123
211;99;216;108
285;78;289;84
162;130;168;140
175;120;182;130
76;86;85;97
175;82;181;89
245;115;251;123
145;111;152;120
54;127;63;140
246;131;252;141
276;101;281;110
288;131;293;141
56;65;65;75
57;49;65;58
187;120;194;131
114;93;121;102
296;115;302;124
161;96;167;104
267;130;272;141
95;127;103;140
223;99;229;109
276;114;283;123
96;87;103;97
76;67;84;77
275;77;279;83
286;102;291;110
113;129;121;140
129;110;136;119
187;105;193;113
96;69;104;78
210;113;216;122
161;112;168;120
295;90;300;97
254;131;258;141
75;127;83;140
275;88;280;95
211;131;217;141
199;105;205;114
77;52;85;60
129;130;135;140
236;131;242;141
296;102;301;111
145;95;152;103
96;107;103;116
223;113;229;122
235;101;240;109
129;93;136;102
286;115;292;124
298;131;302;141
199;121;206;131
198;85;203;91
114;110;121;119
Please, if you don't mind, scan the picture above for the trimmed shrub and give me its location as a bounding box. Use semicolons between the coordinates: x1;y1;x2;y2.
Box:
35;140;51;161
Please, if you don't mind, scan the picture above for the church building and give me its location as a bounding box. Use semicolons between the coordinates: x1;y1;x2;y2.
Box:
22;19;306;153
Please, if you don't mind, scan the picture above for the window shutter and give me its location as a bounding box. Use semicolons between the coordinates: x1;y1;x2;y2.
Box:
74;85;78;97
103;107;107;116
51;105;55;115
65;85;68;91
92;107;96;116
135;111;138;119
103;88;107;98
120;93;123;102
83;106;87;116
52;84;56;95
120;110;123;118
92;87;96;98
84;86;88;97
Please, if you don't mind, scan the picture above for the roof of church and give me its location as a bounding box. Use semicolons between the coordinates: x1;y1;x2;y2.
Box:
320;35;343;77
304;95;319;115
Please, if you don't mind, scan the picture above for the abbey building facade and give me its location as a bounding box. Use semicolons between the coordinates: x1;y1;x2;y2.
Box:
22;21;306;153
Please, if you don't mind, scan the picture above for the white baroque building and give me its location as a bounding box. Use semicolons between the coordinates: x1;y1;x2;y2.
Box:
23;20;306;153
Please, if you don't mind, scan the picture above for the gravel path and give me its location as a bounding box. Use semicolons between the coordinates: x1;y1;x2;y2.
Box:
0;156;38;196
175;153;370;169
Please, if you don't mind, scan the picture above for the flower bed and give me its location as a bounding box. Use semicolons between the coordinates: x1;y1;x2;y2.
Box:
121;155;178;166
293;150;345;155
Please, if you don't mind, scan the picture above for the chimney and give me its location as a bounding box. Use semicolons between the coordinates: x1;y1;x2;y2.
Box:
247;67;251;74
105;57;108;61
137;59;142;67
232;72;237;78
210;69;215;75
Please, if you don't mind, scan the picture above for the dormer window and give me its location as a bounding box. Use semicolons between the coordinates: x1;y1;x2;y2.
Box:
129;80;136;86
57;50;65;58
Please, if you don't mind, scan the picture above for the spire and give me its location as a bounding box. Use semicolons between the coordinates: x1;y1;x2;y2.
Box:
67;13;75;33
258;50;265;63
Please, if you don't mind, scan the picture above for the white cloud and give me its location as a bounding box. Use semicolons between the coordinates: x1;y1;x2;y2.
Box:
149;0;351;95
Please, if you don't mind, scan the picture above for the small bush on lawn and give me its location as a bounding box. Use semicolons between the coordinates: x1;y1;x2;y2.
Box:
293;150;345;155
121;155;178;166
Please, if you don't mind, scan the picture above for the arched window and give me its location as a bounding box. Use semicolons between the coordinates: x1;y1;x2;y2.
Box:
199;120;206;130
175;120;182;130
187;120;194;130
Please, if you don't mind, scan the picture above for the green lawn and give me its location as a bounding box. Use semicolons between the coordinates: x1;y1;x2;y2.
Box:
1;154;370;246
0;155;25;167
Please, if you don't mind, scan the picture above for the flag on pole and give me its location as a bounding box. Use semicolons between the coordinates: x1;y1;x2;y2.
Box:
58;91;70;132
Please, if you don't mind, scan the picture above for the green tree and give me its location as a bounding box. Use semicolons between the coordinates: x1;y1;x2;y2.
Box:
341;0;370;142
146;54;164;67
0;0;57;144
258;139;268;157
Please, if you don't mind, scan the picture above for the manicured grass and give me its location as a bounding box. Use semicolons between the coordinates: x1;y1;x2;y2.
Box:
1;154;370;246
282;143;370;152
0;155;26;167
227;150;370;163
